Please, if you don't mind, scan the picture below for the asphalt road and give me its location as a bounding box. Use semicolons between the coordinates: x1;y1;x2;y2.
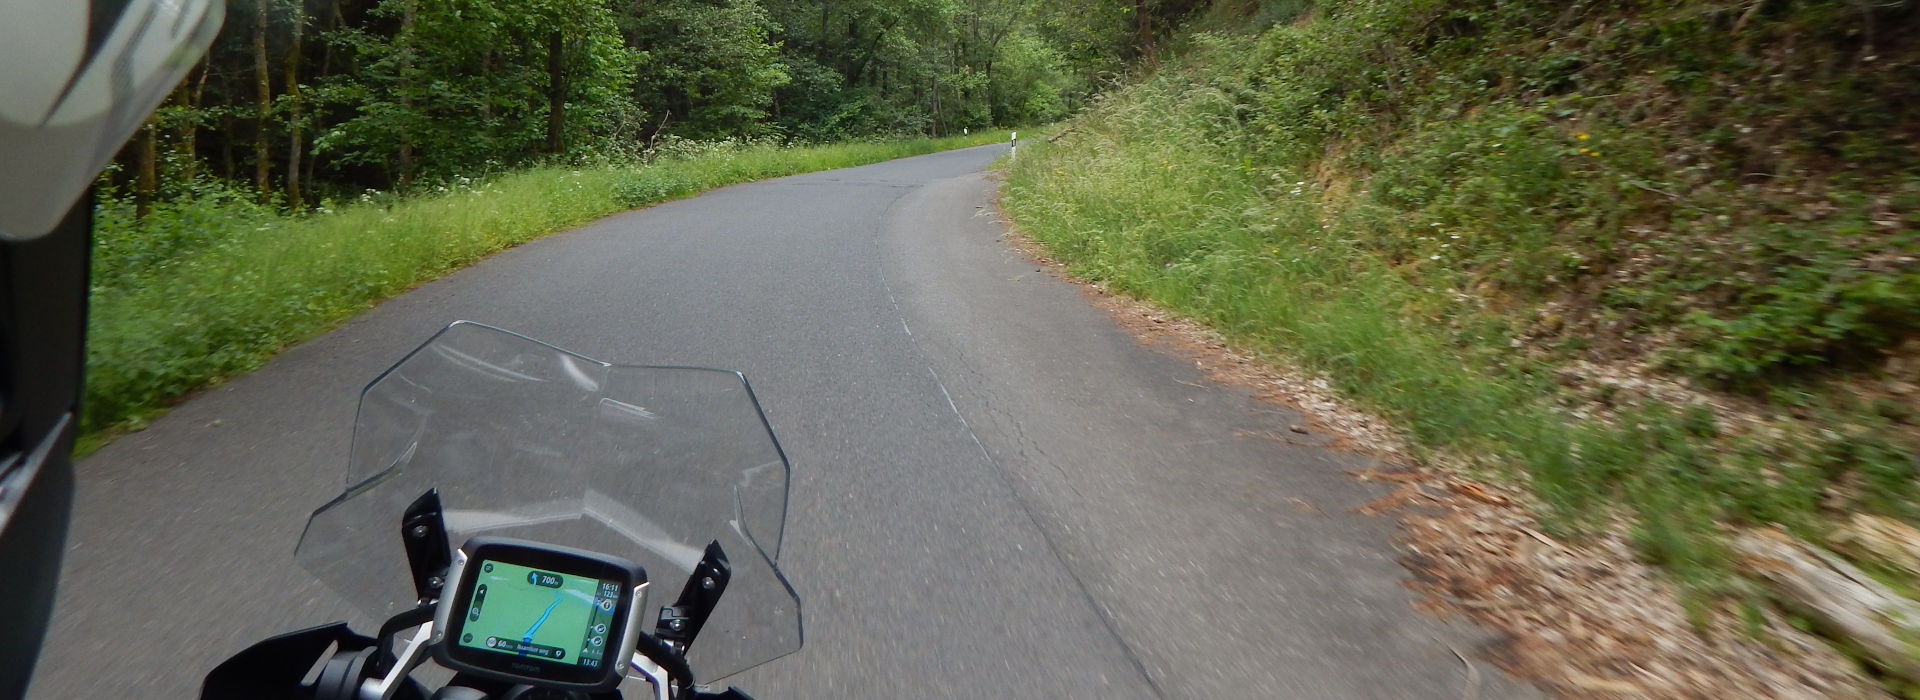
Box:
28;144;1536;699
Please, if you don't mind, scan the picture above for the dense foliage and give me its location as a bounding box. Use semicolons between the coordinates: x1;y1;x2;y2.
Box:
112;0;1201;208
89;0;1228;437
1007;0;1920;602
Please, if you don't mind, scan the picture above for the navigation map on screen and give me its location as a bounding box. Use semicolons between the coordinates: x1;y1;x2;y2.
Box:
456;559;622;672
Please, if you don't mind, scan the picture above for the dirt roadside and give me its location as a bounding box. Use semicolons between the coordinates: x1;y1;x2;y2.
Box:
988;189;1883;699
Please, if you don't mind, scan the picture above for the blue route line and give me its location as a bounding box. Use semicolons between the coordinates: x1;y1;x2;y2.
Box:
523;593;564;642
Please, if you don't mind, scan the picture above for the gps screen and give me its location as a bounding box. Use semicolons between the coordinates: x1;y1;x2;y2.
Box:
455;559;624;673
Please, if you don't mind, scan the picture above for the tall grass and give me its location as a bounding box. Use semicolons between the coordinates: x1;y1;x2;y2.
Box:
84;131;1012;444
1001;5;1919;599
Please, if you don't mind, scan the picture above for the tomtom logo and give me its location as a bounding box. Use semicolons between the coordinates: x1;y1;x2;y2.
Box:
510;662;540;674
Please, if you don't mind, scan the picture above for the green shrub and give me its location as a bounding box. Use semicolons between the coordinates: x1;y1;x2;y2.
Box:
1675;211;1920;384
613;167;700;207
92;180;278;290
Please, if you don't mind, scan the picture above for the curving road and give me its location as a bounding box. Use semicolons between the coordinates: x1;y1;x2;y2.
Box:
28;144;1535;699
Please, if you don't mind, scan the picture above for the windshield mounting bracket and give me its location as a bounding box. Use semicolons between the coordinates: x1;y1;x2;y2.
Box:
655;540;731;652
400;488;452;605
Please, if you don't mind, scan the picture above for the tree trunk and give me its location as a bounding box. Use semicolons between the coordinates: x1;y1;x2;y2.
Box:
172;57;209;182
396;0;416;189
135;122;158;218
220;111;235;180
846;19;896;87
253;0;273;203
981;1;1019;116
481;50;494;122
1135;0;1155;65
284;2;304;208
546;30;566;154
309;0;341;193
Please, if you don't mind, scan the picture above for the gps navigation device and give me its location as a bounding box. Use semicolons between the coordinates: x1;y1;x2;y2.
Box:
432;537;648;691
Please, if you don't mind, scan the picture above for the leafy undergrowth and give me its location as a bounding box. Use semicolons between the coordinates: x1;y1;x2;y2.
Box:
83;131;1011;450
1003;0;1918;666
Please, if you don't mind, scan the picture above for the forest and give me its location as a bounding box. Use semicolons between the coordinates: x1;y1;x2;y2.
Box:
109;0;1201;212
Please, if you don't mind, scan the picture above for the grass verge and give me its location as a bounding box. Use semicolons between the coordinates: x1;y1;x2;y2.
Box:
1001;0;1919;612
83;131;1012;451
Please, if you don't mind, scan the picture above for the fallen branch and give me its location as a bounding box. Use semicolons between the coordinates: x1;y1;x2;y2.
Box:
1733;527;1920;684
1731;0;1763;34
1832;514;1920;580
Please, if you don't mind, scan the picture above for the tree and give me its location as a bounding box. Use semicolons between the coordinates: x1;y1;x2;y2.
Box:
253;0;273;201
102;0;1113;209
285;0;308;206
621;0;790;140
314;0;637;183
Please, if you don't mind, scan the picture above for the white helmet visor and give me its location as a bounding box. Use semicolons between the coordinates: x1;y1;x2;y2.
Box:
0;0;224;241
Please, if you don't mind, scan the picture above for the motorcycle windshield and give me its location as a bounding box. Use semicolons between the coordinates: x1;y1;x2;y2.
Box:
295;322;800;682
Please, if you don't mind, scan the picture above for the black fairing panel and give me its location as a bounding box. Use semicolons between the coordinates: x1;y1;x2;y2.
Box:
200;622;427;700
0;195;88;697
0;423;72;698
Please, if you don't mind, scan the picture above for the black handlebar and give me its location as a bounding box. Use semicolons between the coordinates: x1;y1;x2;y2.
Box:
200;491;757;700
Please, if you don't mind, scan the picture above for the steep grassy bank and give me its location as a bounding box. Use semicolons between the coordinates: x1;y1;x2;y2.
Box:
85;132;1010;445
1004;0;1918;614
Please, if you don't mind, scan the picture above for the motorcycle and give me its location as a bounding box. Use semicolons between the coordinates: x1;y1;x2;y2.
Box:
200;321;802;700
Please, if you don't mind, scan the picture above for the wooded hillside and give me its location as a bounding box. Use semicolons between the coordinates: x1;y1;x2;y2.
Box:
109;0;1202;210
1006;0;1920;692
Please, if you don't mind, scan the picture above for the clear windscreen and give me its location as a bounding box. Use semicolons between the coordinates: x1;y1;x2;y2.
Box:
295;322;800;682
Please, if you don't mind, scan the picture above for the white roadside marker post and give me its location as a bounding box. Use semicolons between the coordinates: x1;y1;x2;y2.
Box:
1011;131;1017;161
